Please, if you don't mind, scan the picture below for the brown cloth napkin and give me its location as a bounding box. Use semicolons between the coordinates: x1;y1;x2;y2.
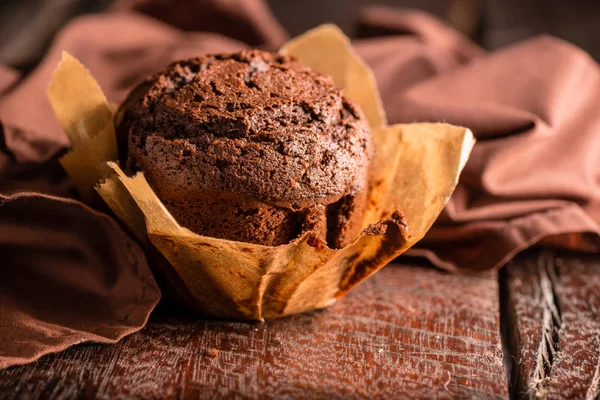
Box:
355;7;600;270
0;192;161;369
2;0;600;369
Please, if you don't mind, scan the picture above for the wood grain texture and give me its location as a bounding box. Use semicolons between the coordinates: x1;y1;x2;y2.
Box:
0;262;506;399
504;250;600;399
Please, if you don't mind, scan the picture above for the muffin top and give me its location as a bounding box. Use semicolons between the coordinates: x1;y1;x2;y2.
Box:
117;50;373;209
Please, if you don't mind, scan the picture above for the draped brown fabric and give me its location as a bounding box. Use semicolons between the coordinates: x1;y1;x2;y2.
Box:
0;192;161;369
2;0;600;368
355;7;600;270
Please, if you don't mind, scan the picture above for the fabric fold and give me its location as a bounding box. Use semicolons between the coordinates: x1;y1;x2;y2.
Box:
380;35;600;269
0;192;161;369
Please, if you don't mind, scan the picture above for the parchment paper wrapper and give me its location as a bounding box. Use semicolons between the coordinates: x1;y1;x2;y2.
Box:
48;25;474;320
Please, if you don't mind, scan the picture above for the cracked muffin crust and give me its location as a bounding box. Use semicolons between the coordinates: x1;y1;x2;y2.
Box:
116;50;374;247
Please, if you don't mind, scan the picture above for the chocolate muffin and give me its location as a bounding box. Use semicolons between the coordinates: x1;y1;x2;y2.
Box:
116;50;373;248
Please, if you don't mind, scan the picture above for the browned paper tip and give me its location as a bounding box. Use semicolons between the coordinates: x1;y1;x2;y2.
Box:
374;123;475;247
47;27;474;320
280;24;387;129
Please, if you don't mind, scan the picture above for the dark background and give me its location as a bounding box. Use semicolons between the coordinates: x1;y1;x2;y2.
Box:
2;0;600;70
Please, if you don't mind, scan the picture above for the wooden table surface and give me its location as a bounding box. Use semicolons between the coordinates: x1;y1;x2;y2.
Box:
0;249;598;399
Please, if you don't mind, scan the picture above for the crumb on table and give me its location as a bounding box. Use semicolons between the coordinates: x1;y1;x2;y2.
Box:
206;348;219;357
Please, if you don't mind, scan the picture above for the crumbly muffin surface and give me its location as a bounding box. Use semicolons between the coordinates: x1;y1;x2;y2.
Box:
117;50;373;246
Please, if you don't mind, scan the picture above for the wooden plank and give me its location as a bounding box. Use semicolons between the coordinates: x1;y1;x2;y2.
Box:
503;249;600;399
0;262;507;399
